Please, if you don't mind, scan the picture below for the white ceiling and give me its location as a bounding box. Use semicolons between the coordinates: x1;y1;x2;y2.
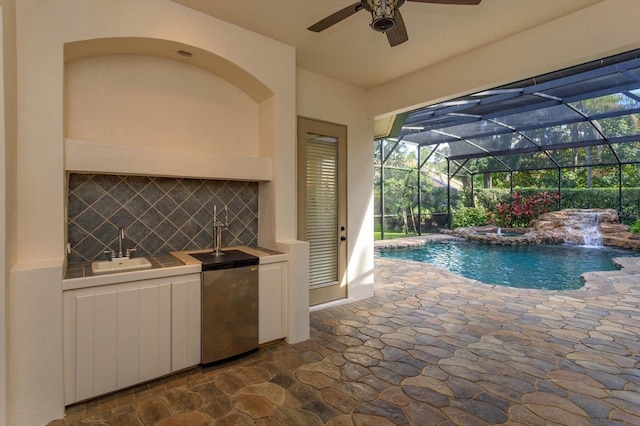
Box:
171;0;602;89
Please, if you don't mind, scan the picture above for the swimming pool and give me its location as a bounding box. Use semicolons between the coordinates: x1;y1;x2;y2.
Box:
376;241;631;290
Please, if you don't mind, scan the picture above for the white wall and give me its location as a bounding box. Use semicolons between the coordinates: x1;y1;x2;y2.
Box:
297;69;375;304
64;54;273;181
0;6;6;426
65;55;259;155
1;1;17;425
8;1;297;425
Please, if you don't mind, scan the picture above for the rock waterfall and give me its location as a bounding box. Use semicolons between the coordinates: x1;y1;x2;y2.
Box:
446;208;640;250
531;209;633;247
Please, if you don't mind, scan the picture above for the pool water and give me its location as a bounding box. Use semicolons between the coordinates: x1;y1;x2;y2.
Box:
376;241;631;290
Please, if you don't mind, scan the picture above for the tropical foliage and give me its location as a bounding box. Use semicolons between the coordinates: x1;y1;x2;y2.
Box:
374;140;463;234
451;207;489;228
488;191;560;228
475;187;640;222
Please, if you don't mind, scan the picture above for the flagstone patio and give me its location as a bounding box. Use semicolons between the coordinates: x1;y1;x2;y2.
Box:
51;237;640;425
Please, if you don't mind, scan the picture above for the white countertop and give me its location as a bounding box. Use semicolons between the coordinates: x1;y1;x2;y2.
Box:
63;246;287;291
62;262;201;291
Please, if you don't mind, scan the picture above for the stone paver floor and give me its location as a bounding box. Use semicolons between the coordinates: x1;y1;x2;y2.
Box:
52;239;640;425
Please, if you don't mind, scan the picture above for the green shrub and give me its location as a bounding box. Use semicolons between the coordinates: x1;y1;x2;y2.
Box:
488;190;560;228
475;187;640;222
474;188;510;212
630;219;640;233
452;207;489;228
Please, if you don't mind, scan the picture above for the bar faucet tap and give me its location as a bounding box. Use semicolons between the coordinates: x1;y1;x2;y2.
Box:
117;227;125;258
104;227;135;261
212;204;228;256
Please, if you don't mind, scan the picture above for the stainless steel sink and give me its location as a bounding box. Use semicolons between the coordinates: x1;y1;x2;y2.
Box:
91;257;152;275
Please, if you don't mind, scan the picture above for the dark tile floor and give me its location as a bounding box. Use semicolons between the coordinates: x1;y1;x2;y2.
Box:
51;241;640;425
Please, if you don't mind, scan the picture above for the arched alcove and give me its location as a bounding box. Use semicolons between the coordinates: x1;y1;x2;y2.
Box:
63;37;274;181
65;37;273;102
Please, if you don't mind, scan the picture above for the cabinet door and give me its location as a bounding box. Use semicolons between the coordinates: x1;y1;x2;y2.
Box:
74;291;118;402
118;284;172;387
116;287;140;389
171;278;201;371
259;262;287;344
138;284;172;382
64;280;172;404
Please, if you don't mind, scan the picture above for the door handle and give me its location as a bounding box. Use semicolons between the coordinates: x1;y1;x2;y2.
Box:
340;236;346;241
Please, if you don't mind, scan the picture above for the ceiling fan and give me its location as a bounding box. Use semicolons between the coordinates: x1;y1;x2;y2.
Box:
308;0;481;47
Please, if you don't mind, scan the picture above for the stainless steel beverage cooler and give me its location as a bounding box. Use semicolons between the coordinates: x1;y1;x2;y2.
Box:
191;250;259;364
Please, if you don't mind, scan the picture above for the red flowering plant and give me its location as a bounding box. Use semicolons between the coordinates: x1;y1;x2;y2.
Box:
489;190;560;228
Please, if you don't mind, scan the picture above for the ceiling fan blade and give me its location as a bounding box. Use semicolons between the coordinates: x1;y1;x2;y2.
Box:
386;9;408;47
407;0;481;4
308;2;364;32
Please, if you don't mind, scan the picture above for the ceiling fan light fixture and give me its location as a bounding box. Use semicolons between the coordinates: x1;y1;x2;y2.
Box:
308;0;479;46
366;0;404;33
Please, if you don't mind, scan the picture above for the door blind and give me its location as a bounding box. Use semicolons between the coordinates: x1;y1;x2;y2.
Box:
306;137;338;287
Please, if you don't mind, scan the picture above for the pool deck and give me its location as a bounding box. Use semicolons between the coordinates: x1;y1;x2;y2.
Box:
53;235;640;425
370;235;640;424
375;233;640;295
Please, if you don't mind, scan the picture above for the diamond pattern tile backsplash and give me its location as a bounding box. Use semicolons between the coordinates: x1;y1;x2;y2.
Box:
68;174;259;262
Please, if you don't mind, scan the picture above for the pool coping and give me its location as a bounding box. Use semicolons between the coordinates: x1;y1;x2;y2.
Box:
374;233;462;249
374;234;640;296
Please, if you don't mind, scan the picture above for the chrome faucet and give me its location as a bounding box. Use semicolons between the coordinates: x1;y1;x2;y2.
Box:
117;227;125;258
212;204;228;256
104;227;136;261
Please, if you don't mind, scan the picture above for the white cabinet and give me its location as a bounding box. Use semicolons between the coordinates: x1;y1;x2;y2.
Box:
259;261;287;344
171;278;201;372
63;273;200;405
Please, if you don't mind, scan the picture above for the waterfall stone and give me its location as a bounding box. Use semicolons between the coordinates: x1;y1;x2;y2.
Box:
530;208;615;246
445;209;640;250
530;209;640;249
